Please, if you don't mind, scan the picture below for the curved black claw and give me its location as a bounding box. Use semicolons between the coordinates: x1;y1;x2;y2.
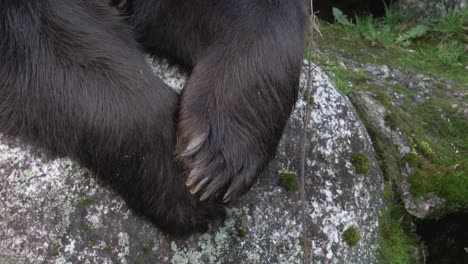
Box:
177;122;266;203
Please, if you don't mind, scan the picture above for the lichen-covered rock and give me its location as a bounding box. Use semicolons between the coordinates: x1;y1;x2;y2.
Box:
349;91;445;219
0;61;385;263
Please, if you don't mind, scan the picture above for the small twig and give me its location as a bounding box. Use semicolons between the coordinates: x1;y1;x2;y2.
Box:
300;1;318;263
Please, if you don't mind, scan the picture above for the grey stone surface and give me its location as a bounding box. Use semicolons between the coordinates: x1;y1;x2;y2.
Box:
349;91;445;219
396;0;467;19
0;61;385;264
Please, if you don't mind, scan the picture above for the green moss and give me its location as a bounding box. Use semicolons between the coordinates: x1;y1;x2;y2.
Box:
88;240;94;247
317;21;468;83
378;215;412;264
50;250;59;257
421;41;464;65
278;171;298;192
404;139;467;213
299;236;312;249
143;246;150;254
360;76;465;217
407;170;429;198
315;54;374;95
353;103;402;183
382;182;393;202
384;112;398;130
314;7;467;218
400;94;467;214
440;170;468;212
103;245;111;252
351;152;370;174
321;8;468;251
303;93;315;105
238;228;247;238
403;152;419;167
82;225;90;232
390;84;411;96
81;198;92;206
342;226;360;247
378;182;422;264
373;91;393;109
323;64;354;94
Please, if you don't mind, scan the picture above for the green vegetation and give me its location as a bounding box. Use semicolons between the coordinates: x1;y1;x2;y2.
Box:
314;4;467;263
332;5;466;55
378;214;412;264
384;112;398;130
378;183;421;264
318;5;467;217
351;152;371;174
303;93;315;105
430;7;467;40
278;171;299;191
50;250;59;257
323;63;356;94
421;40;465;65
82;225;90;232
238;228;247;238
103;245;111;252
143;246;150;254
321;6;467;83
342;226;360;247
404;145;467;213
81;198;93;206
394;93;468;214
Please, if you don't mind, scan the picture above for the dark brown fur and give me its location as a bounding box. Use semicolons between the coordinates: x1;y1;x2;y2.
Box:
0;0;307;235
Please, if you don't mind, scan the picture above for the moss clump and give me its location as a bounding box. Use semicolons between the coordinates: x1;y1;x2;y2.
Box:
403;152;419;167
88;240;94;247
378;182;422;264
103;245;111;252
351;152;370;174
143;246;150;254
278;171;298;191
299;236;312;249
342;226;360;247
375;181;426;264
303;93;315;105
50;250;59;257
238;228;247;238
82;225;90;232
378;215;412;263
384;112;398;130
81;198;92;206
407;169;440;199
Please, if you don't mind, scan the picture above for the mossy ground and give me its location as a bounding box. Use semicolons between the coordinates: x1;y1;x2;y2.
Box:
315;8;467;216
81;198;92;206
318;7;467;83
50;249;59;257
351;152;371;174
378;183;421;264
311;6;467;263
278;171;299;192
143;246;150;254
342;226;360;247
